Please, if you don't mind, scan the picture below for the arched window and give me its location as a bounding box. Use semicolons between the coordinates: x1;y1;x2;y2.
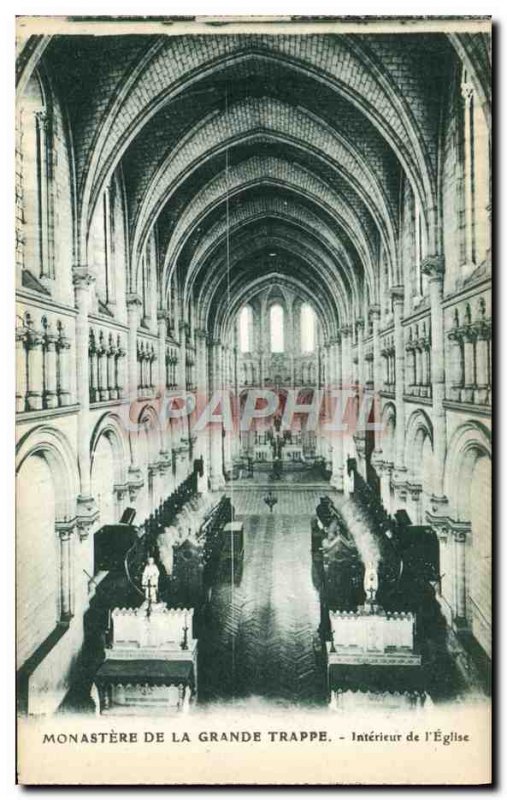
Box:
461;69;490;269
414;196;427;300
270;304;284;353
239;305;253;353
19;71;54;282
300;303;316;352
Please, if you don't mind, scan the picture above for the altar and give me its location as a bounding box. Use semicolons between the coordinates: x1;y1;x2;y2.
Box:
327;604;425;706
93;602;197;715
252;443;304;462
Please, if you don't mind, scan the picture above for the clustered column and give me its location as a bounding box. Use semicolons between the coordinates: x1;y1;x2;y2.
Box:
73;267;99;537
208;339;224;491
422;256;447;503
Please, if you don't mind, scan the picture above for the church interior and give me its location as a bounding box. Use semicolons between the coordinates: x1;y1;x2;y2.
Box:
15;23;491;716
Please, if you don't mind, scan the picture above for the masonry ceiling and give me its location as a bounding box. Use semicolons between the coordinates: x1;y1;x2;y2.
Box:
20;30;490;333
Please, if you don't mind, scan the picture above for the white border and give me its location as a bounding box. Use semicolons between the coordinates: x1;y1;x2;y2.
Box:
1;3;502;797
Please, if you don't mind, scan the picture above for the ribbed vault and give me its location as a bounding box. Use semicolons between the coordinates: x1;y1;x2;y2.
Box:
17;26;491;351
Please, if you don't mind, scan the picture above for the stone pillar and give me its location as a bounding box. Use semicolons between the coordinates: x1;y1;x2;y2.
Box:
107;334;117;400
43;323;59;409
447;329;464;400
157;310;167;395
422;256;447;504
415;345;423;390
323;342;332;468
356;319;365;388
330;336;344;490
126;294;142;399
57;328;72;406
16;328;27;413
56;521;75;621
370;306;382;454
462;329;476;401
209;340;225;491
97;332;108;401
73;268;99;536
340;326;353;462
391;286;407;508
115;337;126;400
461;79;476;267
453;525;469;625
222;345;234;475
475;321;491;404
26;325;44;410
259;349;265;388
88;331;97;404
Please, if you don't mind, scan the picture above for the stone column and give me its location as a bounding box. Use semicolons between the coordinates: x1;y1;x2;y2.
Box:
88;331;97;404
208;339;224;491
330;336;344;490
56;521;75;621
322;342;332;468
453;525;469;625
356;319;365;389
43;323;59;409
259;349;265;388
97;332;108;401
391;287;405;466
339;325;353;464
126;294;142;400
115;337;126;400
25;326;44;411
462;329;476;402
415;345;423;391
57;327;71;407
447;329;464;400
193;329;209;488
16;328;27;413
73;268;99;537
370;306;382;454
422;256;447;504
391;286;407;508
222;344;234;475
461;79;476;267
475;321;491;404
107;334;117;400
157;310;167;395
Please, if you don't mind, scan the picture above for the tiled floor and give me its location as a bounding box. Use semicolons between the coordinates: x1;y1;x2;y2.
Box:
198;488;327;704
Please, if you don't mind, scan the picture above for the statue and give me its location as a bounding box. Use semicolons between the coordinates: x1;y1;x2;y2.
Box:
363;561;379;607
142;556;160;605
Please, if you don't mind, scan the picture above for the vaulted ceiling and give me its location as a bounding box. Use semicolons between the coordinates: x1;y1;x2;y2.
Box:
18;27;491;339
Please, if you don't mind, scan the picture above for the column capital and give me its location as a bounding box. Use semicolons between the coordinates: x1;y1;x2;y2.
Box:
57;333;71;351
55;519;76;541
195;327;208;342
390;285;404;304
72;266;96;289
25;327;43;349
35;108;52;131
461;79;475;104
355;317;365;330
127;465;144;502
421;254;445;281
339;324;353;337
75;494;99;541
157;308;169;323
368;304;381;320
126;292;143;308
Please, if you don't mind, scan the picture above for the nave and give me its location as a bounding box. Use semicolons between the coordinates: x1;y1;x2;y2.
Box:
15;21;491;716
199;489;327;705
